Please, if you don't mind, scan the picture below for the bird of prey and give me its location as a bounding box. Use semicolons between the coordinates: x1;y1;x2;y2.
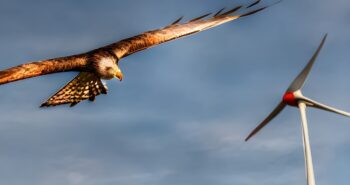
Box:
0;1;271;107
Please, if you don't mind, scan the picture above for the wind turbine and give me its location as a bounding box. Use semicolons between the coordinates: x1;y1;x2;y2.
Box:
245;34;350;185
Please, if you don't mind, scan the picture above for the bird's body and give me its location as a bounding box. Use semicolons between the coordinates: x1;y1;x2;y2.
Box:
0;1;270;107
85;50;121;80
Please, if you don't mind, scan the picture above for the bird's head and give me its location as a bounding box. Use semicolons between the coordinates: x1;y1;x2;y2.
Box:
94;55;123;81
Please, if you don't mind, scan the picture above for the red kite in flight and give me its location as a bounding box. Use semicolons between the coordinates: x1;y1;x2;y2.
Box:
0;1;271;107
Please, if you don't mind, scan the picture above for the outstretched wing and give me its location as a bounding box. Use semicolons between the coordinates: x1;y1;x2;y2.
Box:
41;72;107;107
0;54;87;85
105;4;272;59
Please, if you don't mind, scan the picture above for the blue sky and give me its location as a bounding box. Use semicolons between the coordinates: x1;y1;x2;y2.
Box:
0;0;350;185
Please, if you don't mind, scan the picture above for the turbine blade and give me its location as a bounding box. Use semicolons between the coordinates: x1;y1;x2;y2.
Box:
298;102;316;185
245;101;286;141
303;97;350;117
287;34;328;92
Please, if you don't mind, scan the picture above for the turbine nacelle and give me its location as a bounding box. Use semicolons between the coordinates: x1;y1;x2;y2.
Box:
283;90;316;107
283;90;350;117
282;90;301;106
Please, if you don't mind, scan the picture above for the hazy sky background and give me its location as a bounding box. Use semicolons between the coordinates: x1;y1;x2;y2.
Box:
0;0;350;185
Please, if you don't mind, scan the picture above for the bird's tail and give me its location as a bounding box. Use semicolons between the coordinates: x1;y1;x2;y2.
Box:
40;72;108;107
0;55;87;85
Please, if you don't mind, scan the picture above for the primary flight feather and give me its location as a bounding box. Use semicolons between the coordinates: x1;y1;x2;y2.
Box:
0;2;272;107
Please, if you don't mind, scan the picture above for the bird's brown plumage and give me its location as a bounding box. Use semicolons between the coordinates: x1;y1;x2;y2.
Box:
41;72;107;107
0;2;273;107
104;5;268;59
0;54;87;85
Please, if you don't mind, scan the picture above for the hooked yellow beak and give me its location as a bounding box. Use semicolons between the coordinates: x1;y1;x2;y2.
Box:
115;71;123;81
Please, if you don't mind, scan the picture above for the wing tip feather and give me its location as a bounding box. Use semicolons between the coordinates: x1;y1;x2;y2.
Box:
247;0;261;8
171;16;184;25
189;13;212;22
239;7;267;18
221;6;242;16
214;8;226;17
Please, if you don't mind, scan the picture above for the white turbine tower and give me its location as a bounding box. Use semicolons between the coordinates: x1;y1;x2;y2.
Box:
245;34;350;185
